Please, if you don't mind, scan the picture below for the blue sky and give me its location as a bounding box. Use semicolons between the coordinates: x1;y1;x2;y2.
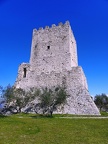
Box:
0;0;108;96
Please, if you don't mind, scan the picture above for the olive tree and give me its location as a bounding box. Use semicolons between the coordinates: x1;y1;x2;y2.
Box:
2;85;35;114
35;86;68;116
94;93;108;111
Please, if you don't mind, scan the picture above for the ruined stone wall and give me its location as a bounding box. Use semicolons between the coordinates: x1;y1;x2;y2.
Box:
15;65;99;115
15;65;87;92
15;63;30;88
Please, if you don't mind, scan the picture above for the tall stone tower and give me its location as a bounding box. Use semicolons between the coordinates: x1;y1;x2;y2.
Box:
15;21;100;115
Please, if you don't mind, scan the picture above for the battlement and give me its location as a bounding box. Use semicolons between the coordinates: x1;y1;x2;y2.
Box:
30;20;78;72
33;21;70;36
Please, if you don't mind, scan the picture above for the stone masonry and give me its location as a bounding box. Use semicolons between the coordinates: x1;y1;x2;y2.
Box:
15;21;100;115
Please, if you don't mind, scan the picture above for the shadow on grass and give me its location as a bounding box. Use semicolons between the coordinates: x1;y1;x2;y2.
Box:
30;114;54;119
19;113;104;119
0;114;7;118
1;111;108;119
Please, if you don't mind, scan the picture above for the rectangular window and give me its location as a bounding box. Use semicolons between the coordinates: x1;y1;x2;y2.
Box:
47;46;50;50
23;68;27;78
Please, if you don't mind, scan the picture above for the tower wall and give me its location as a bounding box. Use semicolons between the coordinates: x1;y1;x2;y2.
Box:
29;21;78;75
15;21;100;115
69;26;78;66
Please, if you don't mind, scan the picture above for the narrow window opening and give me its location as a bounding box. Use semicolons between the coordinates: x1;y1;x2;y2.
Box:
35;43;38;48
47;46;50;50
35;44;37;48
23;68;27;78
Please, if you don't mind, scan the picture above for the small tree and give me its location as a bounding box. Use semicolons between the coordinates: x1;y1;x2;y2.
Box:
94;93;108;111
13;88;28;113
1;85;68;116
3;85;15;103
38;88;53;115
2;85;35;114
37;86;68;116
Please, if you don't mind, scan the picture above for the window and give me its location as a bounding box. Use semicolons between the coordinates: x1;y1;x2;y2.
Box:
35;43;38;48
23;68;27;78
47;46;50;50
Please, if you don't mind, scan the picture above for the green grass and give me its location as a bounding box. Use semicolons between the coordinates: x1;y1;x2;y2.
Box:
51;111;108;117
100;111;108;116
0;113;108;144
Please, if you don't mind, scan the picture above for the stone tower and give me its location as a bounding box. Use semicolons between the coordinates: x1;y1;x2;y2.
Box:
15;21;100;115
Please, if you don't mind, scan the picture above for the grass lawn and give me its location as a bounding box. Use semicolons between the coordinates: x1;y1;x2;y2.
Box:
0;113;108;144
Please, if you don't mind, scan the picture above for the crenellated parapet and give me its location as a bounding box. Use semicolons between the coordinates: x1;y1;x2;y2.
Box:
33;21;70;36
30;20;78;70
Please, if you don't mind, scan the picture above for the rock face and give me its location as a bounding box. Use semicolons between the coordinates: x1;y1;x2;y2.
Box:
15;21;100;115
